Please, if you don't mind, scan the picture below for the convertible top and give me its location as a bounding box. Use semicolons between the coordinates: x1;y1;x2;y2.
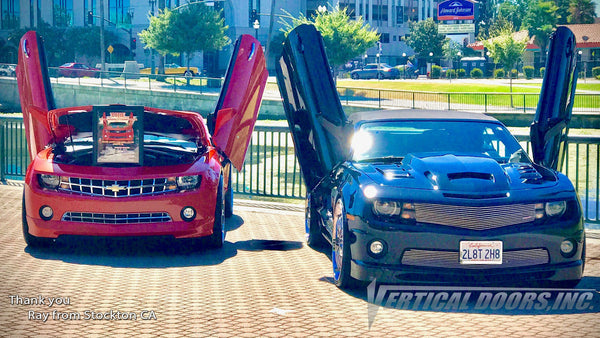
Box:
349;109;501;124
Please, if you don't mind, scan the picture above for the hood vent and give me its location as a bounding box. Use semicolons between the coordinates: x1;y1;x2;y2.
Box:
518;164;543;183
447;172;494;181
376;167;412;179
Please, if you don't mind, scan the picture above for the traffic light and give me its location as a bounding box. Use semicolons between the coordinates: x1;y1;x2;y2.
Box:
130;37;137;51
250;9;258;24
87;11;93;25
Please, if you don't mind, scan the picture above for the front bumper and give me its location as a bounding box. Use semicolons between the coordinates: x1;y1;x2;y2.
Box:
24;181;218;240
347;216;585;285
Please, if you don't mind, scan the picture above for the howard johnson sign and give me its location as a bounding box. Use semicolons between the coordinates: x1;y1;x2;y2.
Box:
438;0;475;21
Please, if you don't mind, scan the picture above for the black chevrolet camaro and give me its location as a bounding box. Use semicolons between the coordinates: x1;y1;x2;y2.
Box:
276;25;585;288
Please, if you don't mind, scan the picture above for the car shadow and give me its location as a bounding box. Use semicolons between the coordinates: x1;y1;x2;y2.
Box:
24;214;302;268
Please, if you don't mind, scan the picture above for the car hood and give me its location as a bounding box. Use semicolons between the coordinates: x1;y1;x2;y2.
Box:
355;154;558;198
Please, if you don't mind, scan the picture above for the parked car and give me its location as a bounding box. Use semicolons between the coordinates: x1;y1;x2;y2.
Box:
0;64;16;76
17;31;268;249
350;63;400;79
140;63;199;76
276;24;584;288
58;63;99;78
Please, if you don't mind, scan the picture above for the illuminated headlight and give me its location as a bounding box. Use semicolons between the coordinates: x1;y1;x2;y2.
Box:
373;201;416;221
38;174;60;189
175;176;200;191
545;201;566;217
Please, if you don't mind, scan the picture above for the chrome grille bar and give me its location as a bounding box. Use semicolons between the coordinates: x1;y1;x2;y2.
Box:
62;212;172;224
414;203;536;230
58;177;177;198
401;248;549;269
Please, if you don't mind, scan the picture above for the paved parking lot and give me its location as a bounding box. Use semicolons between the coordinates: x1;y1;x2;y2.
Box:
1;183;599;337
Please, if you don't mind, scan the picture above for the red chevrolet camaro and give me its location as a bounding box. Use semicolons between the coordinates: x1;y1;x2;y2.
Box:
17;31;268;249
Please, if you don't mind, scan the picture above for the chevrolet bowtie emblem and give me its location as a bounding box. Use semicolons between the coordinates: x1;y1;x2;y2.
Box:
107;184;125;193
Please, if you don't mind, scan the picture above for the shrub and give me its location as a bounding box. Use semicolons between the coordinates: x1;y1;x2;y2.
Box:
540;67;545;78
510;69;518;79
470;68;483;78
593;66;600;79
524;66;534;79
494;68;505;78
446;69;456;79
431;65;442;79
457;68;466;78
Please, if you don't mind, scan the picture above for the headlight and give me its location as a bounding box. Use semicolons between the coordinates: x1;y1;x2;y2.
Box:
38;174;60;189
176;176;200;191
372;200;415;222
545;201;566;217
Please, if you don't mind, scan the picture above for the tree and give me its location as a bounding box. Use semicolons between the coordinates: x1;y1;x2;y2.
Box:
404;18;446;64
476;0;497;39
497;0;528;31
484;28;527;102
139;4;229;74
170;3;229;71
554;0;571;24
523;0;559;65
442;39;462;78
280;6;379;79
568;0;597;23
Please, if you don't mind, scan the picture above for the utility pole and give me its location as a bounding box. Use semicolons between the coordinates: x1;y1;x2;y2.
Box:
100;0;106;73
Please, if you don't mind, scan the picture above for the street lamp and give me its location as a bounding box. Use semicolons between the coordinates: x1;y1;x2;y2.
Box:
253;19;260;39
402;52;407;79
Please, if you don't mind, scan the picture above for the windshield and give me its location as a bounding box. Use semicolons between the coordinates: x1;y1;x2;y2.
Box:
351;120;527;163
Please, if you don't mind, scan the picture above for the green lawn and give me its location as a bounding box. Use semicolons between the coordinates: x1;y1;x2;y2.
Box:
336;79;600;93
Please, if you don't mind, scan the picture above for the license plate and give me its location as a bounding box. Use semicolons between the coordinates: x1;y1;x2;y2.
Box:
460;241;503;264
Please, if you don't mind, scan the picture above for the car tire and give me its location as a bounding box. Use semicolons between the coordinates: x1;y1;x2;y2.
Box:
332;198;359;289
184;70;193;77
351;73;359;80
305;194;326;249
206;176;225;249
22;192;53;248
224;166;234;218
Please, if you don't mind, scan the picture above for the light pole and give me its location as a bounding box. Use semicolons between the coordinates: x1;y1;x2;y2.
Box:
376;53;381;80
402;52;407;79
253;19;260;40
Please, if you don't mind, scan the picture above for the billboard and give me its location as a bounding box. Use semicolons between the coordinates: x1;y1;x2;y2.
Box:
438;0;475;21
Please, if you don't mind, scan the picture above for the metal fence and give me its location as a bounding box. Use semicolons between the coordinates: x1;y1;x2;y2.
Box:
337;87;600;113
2;116;600;225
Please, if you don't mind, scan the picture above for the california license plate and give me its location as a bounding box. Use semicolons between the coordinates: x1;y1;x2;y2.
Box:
460;241;503;264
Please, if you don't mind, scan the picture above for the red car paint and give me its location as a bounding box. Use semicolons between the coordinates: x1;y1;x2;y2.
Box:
17;31;268;247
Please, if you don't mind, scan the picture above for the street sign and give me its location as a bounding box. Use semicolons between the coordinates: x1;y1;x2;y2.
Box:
438;24;475;34
107;45;114;54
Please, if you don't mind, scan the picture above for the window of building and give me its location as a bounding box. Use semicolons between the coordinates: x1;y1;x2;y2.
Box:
380;33;390;44
53;0;73;26
2;0;20;29
108;0;131;25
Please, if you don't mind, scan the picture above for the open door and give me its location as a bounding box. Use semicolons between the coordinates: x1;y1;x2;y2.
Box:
211;34;268;171
16;31;56;161
530;26;578;171
275;24;349;191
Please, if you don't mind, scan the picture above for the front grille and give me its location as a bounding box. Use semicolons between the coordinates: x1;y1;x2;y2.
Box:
59;177;177;198
414;203;536;230
401;248;549;269
62;212;172;224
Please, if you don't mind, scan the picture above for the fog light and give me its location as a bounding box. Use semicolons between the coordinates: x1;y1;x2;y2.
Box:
560;239;576;257
39;206;53;220
368;239;387;257
181;207;196;222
